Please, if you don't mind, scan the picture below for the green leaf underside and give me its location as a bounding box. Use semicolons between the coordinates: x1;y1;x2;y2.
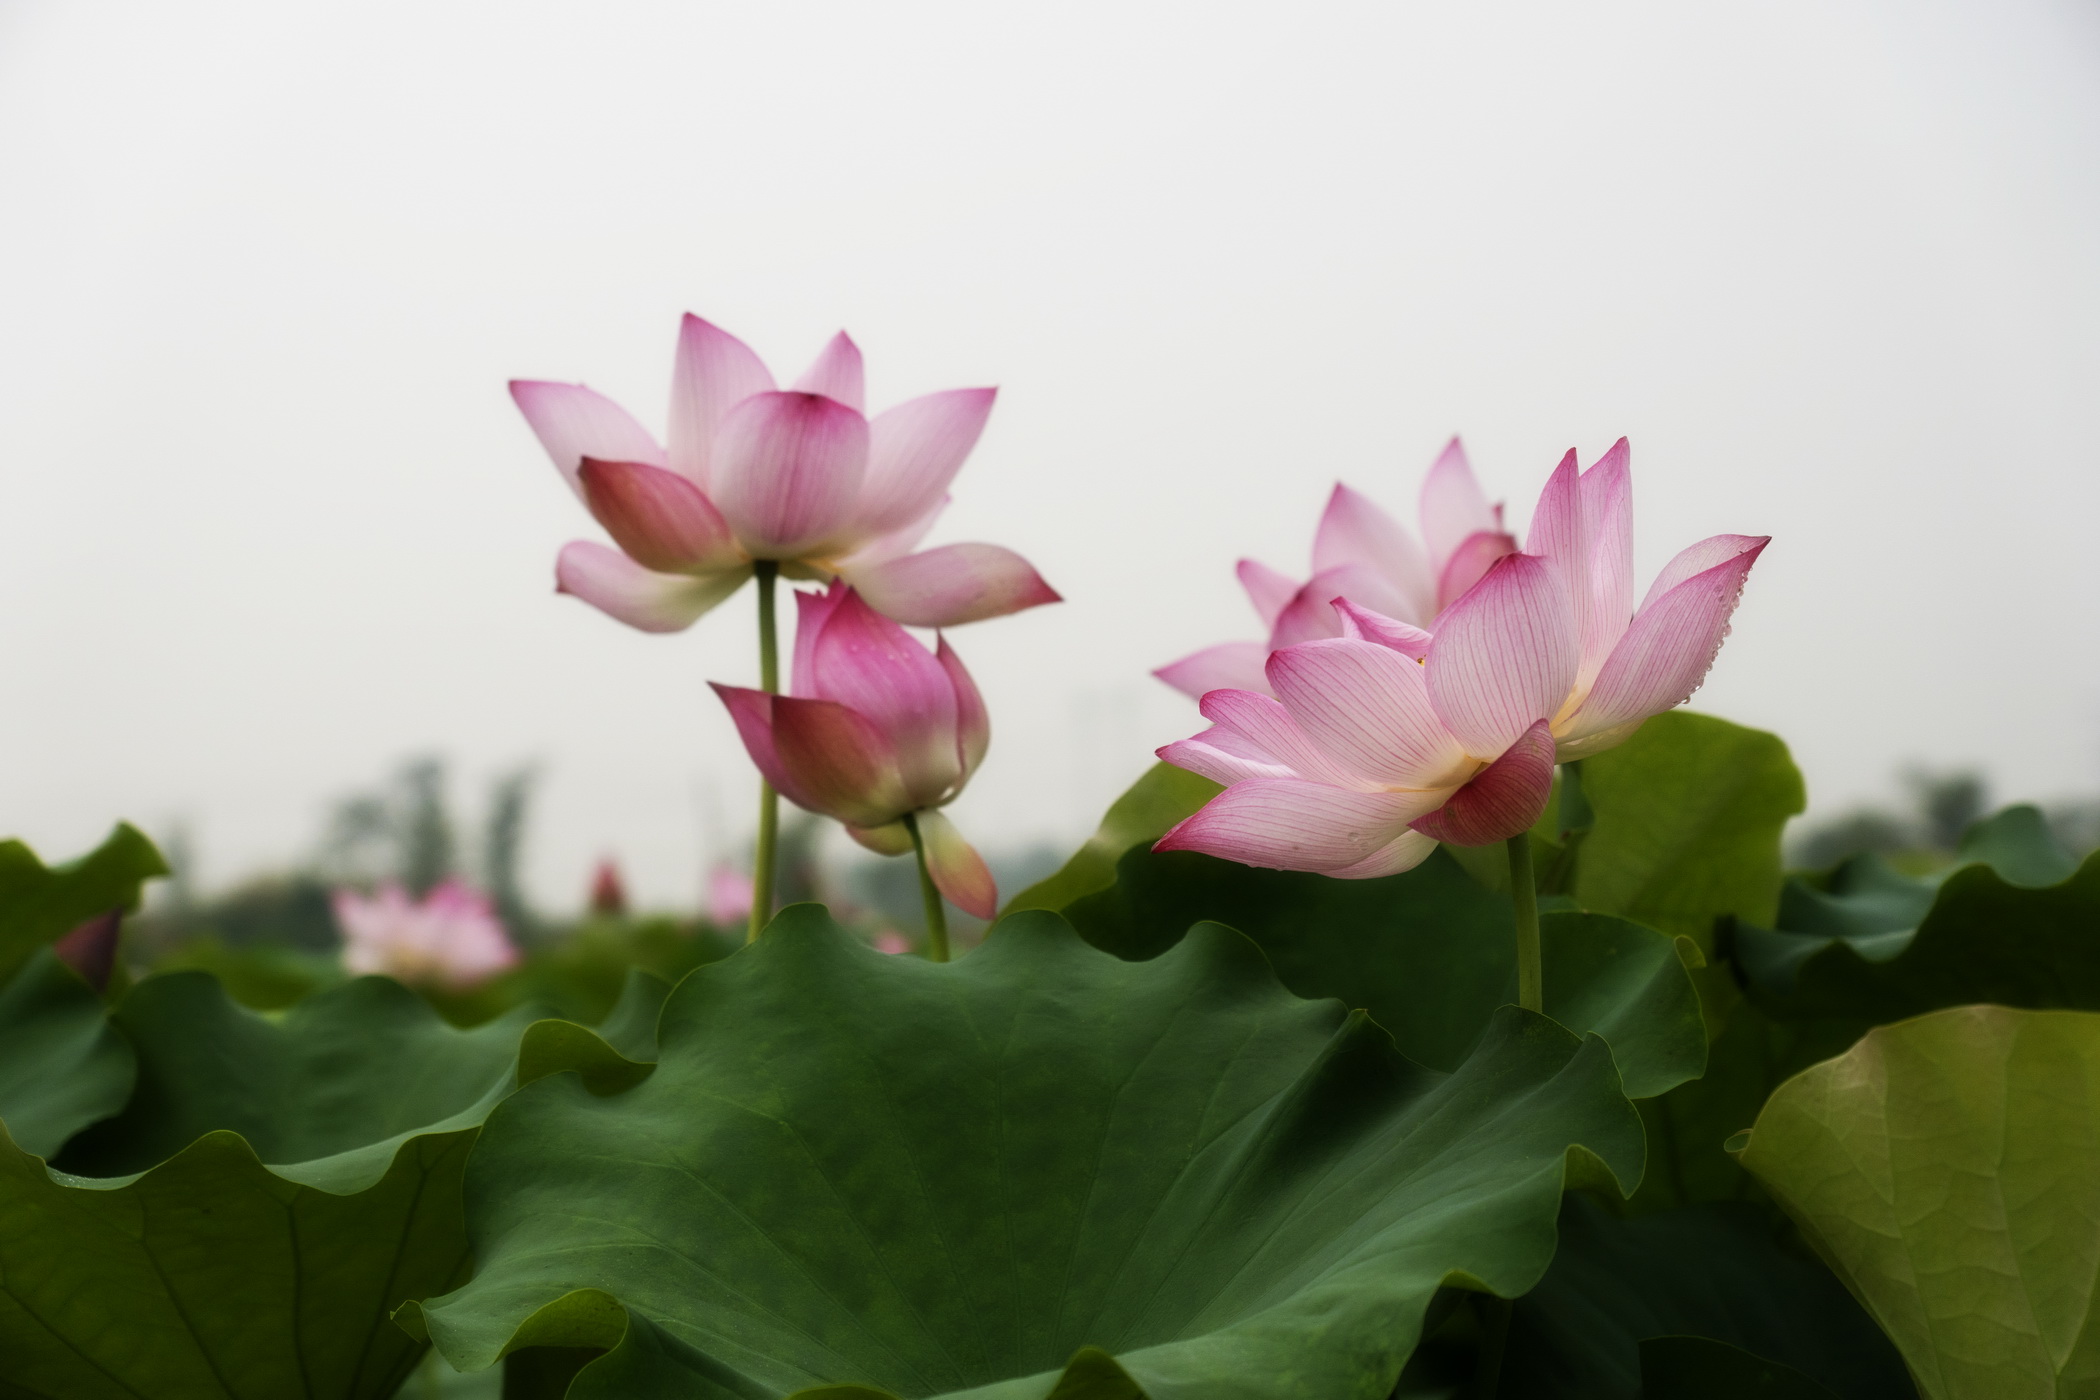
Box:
1003;763;1220;916
1065;846;1705;1099
1638;1336;1842;1399
1573;713;1804;949
1505;1195;1910;1398
0;949;136;1159
0;967;659;1398
0;823;167;985
1737;1006;2100;1400
413;906;1644;1400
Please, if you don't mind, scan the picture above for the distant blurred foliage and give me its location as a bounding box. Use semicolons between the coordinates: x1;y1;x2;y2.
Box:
1791;765;2099;871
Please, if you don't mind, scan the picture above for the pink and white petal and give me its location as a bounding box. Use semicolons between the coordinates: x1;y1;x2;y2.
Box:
578;459;744;573
711;391;869;557
790;331;866;412
1408;719;1557;846
1153;779;1439;874
913;808;999;920
852;388;998;538
1269;564;1414;648
1552;717;1648;763
1331;599;1432;660
1638;534;1769;613
1158;731;1295;786
1523;449;1583;568
789;579;852;698
937;635;991;783
1578;442;1635;681
1561;540;1767;744
847;820;917;856
1434;529;1520;613
836;497;948;570
1311;484;1435;622
1237;558;1301;631
842;543;1059;627
1266;638;1470;786
510;381;667;495
1199;687;1373;789
709;685;794;796
1324;829;1442;879
1154;642;1272;700
769;694;915;827
805;588;961;805
668;314;776;490
1419;437;1500;576
556;542;749;633
1424;553;1579;755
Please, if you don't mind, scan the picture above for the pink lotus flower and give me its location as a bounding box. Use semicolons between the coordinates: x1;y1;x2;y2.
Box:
1157;438;1516;697
706;863;756;928
332;879;519;989
711;581;997;918
1157;442;1766;875
513;314;1060;633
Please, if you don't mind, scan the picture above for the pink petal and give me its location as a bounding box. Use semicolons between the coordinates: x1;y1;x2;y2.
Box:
790;331;866;412
1154;642;1271;700
937;635;990;782
667;314;775;491
1639;533;1767;612
1199;687;1373;789
1434;529;1520;613
1560;538;1768;752
853;388;998;538
913;808;998;920
1578;441;1634;681
1266;638;1470;786
1523;450;1583;568
836;497;947;570
1311;484;1435;623
843;543;1060;627
1408;719;1557;846
769;694;914;827
1159;730;1295;786
1419;437;1500;577
1324;830;1440;879
510;381;667;496
1153;779;1446;874
1424;553;1578;756
847;820;916;856
711;685;794;796
710;391;868;557
805;587;961;807
1270;564;1415;647
577;458;744;573
1237;559;1301;630
555;541;749;633
1331;599;1432;659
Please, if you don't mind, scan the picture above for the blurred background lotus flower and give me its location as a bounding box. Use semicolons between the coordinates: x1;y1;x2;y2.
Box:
1157;445;1766;874
705;862;756;928
331;878;519;989
1156;438;1514;698
587;857;628;917
712;581;997;921
513;313;1060;634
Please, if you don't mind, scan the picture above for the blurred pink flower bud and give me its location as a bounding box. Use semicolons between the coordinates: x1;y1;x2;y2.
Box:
53;910;122;992
874;931;913;955
512;314;1060;635
712;581;998;919
1157;443;1765;876
706;864;756;928
588;858;628;917
331;879;518;989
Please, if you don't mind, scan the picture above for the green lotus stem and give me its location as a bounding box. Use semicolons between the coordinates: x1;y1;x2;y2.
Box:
904;812;951;963
746;562;781;945
1508;834;1541;1013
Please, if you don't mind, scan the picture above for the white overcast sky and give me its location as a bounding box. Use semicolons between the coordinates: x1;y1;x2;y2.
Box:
3;0;2097;908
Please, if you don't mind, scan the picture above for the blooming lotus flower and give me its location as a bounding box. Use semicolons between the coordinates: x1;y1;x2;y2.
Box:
1157;438;1516;698
332;880;518;989
512;314;1060;633
1157;443;1766;874
711;582;997;917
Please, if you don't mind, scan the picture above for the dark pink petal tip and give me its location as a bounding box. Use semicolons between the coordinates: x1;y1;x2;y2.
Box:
1407;719;1557;846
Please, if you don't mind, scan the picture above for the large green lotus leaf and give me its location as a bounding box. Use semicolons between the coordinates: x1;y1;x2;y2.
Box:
407;905;1645;1400
1003;762;1220;914
1637;1337;1842;1399
1572;713;1804;949
1063;845;1705;1098
0;969;598;1399
1503;1195;1910;1398
0;823;166;984
1736;1005;2100;1400
0;949;136;1159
